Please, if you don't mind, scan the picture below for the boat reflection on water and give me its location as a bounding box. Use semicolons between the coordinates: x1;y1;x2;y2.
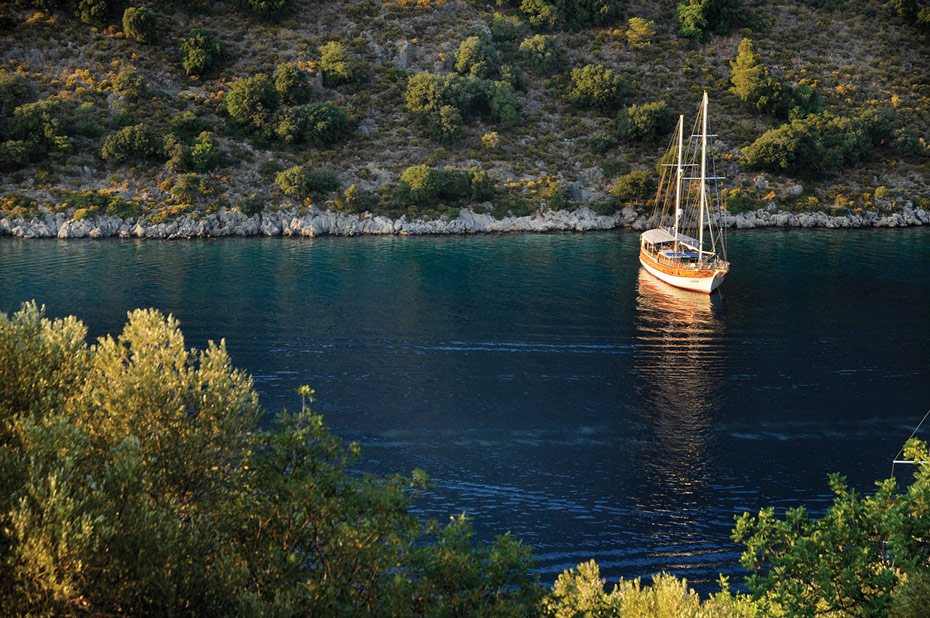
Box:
633;268;726;503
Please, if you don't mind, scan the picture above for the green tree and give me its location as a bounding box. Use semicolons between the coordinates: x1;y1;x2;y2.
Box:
274;63;311;105
399;164;441;205
319;40;360;87
112;65;146;99
455;35;500;79
179;28;226;78
519;34;558;74
10;98;72;159
729;38;764;102
625;17;656;48
234;0;293;20
733;439;930;618
275;102;350;145
612;169;656;204
0;303;542;614
76;0;125;26
617;100;673;142
224;73;279;131
677;0;739;39
100;123;162;164
568;63;626;113
122;6;156;43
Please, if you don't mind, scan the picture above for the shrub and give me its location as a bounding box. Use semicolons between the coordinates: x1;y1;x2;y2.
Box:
625;17;656;48
399;164;441;205
455;36;499;79
100;123;162;164
520;0;622;30
233;192;266;216
426;104;464;144
11;99;72;158
275;165;338;199
568;63;625;112
169;110;211;141
274;64;311;105
304;169;340;194
168;173;210;204
0;139;30;170
179;29;226;78
617;100;673;142
0;73;34;120
729;39;820;119
319;41;359;88
190;131;220;172
520;0;559;28
519;34;558;74
112;66;146;99
612;169;656;203
225;73;279;131
122;6;156;43
234;0;293;21
676;0;739;39
72;102;101;138
77;0;124;27
490;12;527;43
275;102;349;145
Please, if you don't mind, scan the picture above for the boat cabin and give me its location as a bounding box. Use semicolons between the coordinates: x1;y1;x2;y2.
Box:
640;228;702;264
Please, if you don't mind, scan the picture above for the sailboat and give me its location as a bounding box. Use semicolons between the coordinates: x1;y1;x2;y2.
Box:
639;92;729;293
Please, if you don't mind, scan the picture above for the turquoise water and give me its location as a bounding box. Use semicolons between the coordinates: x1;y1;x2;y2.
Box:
2;229;929;589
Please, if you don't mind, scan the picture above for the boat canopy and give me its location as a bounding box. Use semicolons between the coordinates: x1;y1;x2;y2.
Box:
641;228;676;244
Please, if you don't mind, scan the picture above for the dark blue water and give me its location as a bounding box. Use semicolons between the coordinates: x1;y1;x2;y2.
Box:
2;229;929;591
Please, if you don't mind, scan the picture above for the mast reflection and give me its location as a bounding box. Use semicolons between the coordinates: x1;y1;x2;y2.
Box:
633;269;726;500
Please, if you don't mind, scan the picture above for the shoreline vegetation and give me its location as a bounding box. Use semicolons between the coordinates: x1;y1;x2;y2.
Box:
3;302;930;616
3;201;928;239
2;0;930;240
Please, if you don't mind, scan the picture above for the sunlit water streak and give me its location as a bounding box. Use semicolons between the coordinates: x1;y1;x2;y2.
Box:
1;229;929;592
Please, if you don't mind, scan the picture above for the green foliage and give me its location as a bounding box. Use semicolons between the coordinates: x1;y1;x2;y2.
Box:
396;165;495;207
520;0;621;30
168;109;211;142
274;63;311;105
568;63;626;113
405;72;518;142
179;28;226;78
121;6;156;43
891;0;930;31
486;80;520;125
732;439;930;617
742;108;903;174
112;66;146;99
729;39;821;119
455;35;500;79
542;561;759;618
275;102;350;145
617;100;673;142
100;123;162;164
0;72;35;122
0;139;30;170
399;164;441;205
9;98;72;161
612;169;656;203
76;0;125;26
165;131;219;173
233;192;266;216
519;34;558;74
490;12;528;43
427;104;464;144
676;0;739;39
233;0;293;21
625;17;656;48
168;172;211;204
225;73;279;131
319;40;360;88
275;165;339;199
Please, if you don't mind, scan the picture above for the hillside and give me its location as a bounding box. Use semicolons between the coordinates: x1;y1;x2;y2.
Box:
1;0;929;229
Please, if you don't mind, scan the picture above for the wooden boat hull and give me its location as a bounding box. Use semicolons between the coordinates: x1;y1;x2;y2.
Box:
639;249;726;293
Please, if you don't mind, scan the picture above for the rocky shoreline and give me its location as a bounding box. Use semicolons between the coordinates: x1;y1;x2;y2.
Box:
1;204;928;239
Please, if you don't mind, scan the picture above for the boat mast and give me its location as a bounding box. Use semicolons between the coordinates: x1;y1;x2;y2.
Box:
673;114;683;247
698;91;707;260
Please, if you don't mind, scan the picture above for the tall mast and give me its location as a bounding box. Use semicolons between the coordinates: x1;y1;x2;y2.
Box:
673;114;683;244
698;91;707;259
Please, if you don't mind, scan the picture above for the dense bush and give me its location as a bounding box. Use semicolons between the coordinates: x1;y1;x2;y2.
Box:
729;38;820;119
490;12;528;42
275;102;350;145
319;41;360;88
112;66;146;99
274;63;311;105
486;80;520;125
0;73;34;123
10;98;72;161
742;108;906;174
165;130;220;172
275;165;339;199
179;28;226;78
519;34;558;74
100;123;162;164
76;0;125;26
405;72;515;142
676;0;739;39
617;100;673;142
612;169;656;204
233;0;293;20
891;0;930;31
567;63;626;112
397;165;496;206
225;73;279;131
520;0;622;30
167;172;211;204
122;6;155;43
455;36;499;79
625;17;656;48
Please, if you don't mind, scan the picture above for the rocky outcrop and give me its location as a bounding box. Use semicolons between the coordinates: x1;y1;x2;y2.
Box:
1;204;927;240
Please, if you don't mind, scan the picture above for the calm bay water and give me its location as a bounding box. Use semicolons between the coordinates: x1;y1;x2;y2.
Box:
2;229;929;590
